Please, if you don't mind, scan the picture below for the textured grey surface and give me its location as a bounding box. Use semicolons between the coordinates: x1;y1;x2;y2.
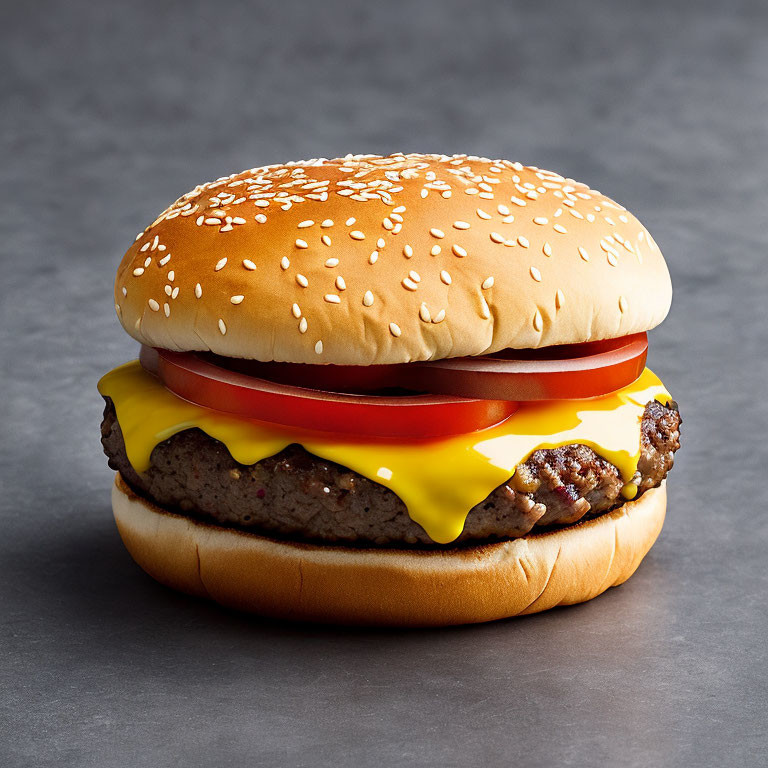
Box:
1;1;767;766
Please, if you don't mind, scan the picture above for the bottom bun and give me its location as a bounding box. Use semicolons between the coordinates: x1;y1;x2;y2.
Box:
112;473;666;627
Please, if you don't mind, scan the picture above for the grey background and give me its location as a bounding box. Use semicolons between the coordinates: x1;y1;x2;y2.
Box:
1;0;766;766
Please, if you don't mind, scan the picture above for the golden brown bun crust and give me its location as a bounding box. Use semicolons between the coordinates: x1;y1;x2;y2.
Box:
112;473;666;626
115;154;672;365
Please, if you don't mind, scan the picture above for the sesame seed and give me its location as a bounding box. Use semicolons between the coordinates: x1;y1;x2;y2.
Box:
482;276;495;290
121;286;127;297
363;290;374;307
420;189;428;198
315;340;323;354
533;217;548;225
292;303;301;318
476;209;492;220
553;224;568;234
204;218;221;226
231;295;244;305
452;244;467;258
296;274;308;287
530;266;542;282
195;283;202;299
335;276;346;291
298;220;314;228
403;244;414;258
490;232;504;243
517;235;530;248
533;310;543;332
324;294;341;304
166;270;175;282
432;309;446;324
619;296;628;313
255;214;267;224
243;259;257;271
555;289;564;309
389;322;402;338
511;196;527;207
578;247;590;262
480;298;491;319
321;219;334;228
196;215;205;226
144;256;152;268
133;267;145;277
442;190;452;198
382;218;394;231
369;251;379;264
148;299;160;311
325;257;339;267
299;317;308;333
171;287;179;299
140;243;150;252
295;239;308;249
453;221;471;230
232;217;246;225
218;319;227;335
163;303;171;317
430;245;442;256
440;270;452;285
543;242;552;257
430;228;445;238
419;303;432;322
497;205;510;215
344;217;356;226
281;256;291;270
403;278;418;291
350;230;365;241
607;253;618;266
215;257;227;271
254;200;269;208
159;255;171;266
319;235;331;247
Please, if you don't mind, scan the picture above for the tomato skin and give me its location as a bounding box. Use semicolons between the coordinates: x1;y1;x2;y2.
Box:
139;347;518;439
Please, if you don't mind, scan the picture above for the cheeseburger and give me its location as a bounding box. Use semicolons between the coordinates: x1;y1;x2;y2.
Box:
99;153;681;626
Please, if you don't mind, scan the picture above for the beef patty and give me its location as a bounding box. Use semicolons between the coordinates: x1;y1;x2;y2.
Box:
101;398;680;547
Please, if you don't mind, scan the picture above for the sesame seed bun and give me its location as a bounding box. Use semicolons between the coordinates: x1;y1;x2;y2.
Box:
115;153;672;365
112;473;666;627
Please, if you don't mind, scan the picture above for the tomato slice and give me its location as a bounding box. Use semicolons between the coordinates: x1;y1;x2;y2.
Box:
192;333;648;401
139;346;518;439
412;333;648;400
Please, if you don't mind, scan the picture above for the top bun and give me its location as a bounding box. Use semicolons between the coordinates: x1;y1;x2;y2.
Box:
114;153;671;365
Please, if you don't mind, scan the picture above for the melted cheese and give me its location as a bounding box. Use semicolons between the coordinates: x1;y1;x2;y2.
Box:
98;362;670;544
